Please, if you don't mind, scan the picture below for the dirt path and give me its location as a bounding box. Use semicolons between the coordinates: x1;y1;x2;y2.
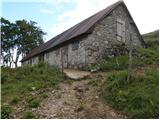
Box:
33;78;125;119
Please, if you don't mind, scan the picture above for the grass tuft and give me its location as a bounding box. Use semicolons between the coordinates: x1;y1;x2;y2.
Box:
23;111;35;119
1;105;12;119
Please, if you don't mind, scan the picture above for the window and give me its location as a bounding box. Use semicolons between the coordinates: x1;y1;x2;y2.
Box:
117;18;125;42
72;41;79;50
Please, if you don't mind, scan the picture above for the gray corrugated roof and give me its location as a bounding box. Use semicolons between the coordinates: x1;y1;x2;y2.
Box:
21;1;144;62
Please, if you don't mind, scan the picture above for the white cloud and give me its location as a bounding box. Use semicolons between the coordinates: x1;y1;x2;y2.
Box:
48;0;117;38
47;0;160;40
40;9;55;14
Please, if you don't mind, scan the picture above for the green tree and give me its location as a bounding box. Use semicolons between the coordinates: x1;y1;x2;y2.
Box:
1;17;15;67
1;17;46;67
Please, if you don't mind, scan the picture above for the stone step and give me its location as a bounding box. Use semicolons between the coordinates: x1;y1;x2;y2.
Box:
63;69;90;80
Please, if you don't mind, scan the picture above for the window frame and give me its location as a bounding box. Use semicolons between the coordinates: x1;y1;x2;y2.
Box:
72;41;79;51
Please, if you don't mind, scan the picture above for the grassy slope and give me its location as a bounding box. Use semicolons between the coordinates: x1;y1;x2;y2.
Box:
1;62;63;118
142;30;159;50
142;30;159;42
2;63;63;102
101;30;159;118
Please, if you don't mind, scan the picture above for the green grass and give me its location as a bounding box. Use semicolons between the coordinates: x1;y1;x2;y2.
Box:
23;111;35;119
26;96;40;108
28;98;40;108
85;47;158;71
101;68;159;118
10;96;19;105
100;30;159;118
1;105;12;119
142;30;159;50
1;62;63;105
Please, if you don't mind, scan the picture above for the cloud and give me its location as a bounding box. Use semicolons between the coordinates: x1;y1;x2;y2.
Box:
47;0;159;40
40;9;55;14
48;0;117;38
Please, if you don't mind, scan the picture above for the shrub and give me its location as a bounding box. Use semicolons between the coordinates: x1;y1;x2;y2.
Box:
23;111;35;119
1;105;12;119
101;69;159;118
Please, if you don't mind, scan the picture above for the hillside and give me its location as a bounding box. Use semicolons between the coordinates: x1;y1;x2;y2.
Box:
142;30;159;50
1;30;159;119
142;30;159;42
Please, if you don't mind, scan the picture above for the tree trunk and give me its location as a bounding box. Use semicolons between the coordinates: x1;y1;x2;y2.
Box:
14;53;20;68
8;50;12;68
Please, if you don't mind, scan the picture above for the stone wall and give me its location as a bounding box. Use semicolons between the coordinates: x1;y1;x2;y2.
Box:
22;56;39;66
22;4;144;69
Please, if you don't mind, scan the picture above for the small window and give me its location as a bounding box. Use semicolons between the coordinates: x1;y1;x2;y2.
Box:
72;41;79;50
117;18;125;42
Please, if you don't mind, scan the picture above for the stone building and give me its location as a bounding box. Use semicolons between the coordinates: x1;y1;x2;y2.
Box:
21;1;145;69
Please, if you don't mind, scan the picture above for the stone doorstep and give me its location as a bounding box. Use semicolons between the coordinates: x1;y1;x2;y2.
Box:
63;69;91;80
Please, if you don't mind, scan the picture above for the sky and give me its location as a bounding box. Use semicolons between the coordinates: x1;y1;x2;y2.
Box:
1;0;160;43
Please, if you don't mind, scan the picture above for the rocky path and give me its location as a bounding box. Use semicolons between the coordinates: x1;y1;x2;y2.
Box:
34;78;125;119
11;72;126;119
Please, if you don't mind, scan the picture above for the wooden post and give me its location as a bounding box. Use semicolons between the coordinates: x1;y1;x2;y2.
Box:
127;33;133;82
61;48;64;74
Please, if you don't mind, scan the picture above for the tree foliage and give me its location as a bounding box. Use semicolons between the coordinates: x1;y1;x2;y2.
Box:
1;17;46;67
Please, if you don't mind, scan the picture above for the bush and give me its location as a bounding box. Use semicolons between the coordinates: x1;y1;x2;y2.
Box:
101;69;159;118
1;105;12;119
23;111;35;119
